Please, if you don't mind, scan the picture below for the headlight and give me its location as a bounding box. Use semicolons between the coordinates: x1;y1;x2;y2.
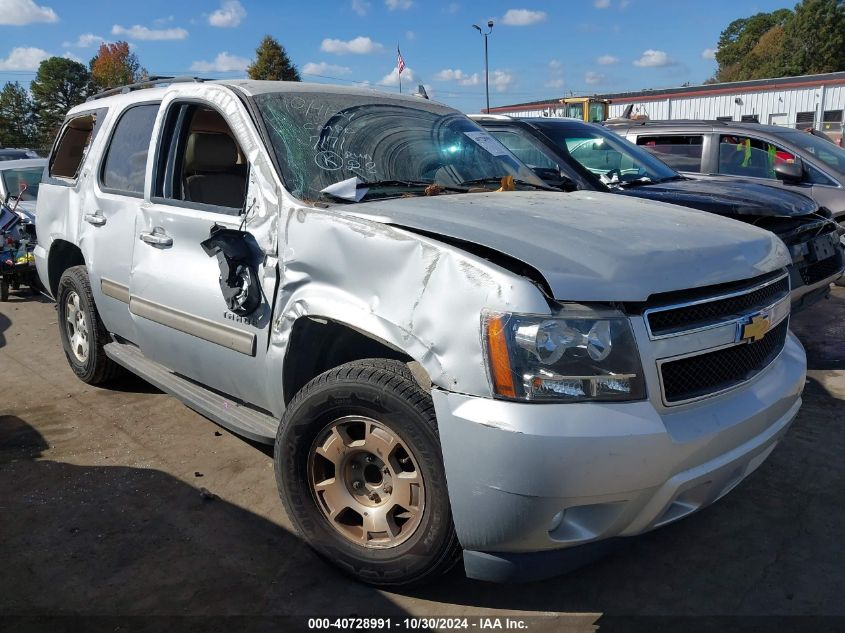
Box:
482;309;646;402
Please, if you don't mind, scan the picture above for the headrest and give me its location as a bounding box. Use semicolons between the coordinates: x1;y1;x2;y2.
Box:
184;133;238;172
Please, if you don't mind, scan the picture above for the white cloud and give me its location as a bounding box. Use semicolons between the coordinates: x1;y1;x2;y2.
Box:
434;68;480;85
112;24;188;40
501;9;547;26
549;59;561;69
379;66;415;86
351;0;370;15
190;51;249;73
545;78;564;89
320;36;383;54
585;71;605;84
596;54;619;65
633;49;674;67
63;33;105;48
385;0;413;9
445;2;460;13
0;46;49;70
208;0;246;27
406;30;415;40
491;69;513;91
594;0;610;7
302;61;352;76
0;0;57;25
62;51;81;63
702;48;716;60
620;0;630;7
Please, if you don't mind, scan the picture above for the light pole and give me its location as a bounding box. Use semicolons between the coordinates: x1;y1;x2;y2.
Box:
472;20;493;112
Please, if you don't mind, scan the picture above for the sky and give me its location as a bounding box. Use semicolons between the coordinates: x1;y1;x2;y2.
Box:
0;0;798;113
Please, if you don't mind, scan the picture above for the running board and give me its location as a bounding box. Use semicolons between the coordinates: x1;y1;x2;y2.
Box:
104;342;278;444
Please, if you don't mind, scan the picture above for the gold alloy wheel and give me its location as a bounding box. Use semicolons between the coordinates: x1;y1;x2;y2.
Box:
308;415;425;548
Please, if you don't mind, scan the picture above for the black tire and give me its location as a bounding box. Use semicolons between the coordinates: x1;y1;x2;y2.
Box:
56;266;121;385
275;358;461;587
0;278;8;302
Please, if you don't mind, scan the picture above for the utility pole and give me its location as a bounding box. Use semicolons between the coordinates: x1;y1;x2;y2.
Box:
472;20;494;113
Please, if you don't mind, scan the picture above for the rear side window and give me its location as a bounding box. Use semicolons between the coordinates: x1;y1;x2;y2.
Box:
636;135;704;172
49;113;100;180
717;135;795;179
101;103;159;196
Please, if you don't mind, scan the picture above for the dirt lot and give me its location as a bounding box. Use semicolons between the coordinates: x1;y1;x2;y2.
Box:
2;286;844;631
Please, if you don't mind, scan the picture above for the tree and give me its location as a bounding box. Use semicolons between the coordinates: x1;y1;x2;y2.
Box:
30;57;91;148
714;9;792;82
781;0;845;76
90;41;145;91
247;36;300;81
0;82;35;148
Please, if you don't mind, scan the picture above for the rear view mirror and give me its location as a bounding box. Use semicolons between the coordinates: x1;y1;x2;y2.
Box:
774;157;803;183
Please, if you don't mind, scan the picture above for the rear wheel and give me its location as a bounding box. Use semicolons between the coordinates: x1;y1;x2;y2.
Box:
274;359;461;586
56;266;121;384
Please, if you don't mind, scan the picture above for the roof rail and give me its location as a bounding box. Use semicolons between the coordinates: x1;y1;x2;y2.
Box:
86;76;208;102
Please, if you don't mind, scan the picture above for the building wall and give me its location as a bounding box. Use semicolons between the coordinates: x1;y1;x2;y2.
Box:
606;84;845;128
493;83;845;131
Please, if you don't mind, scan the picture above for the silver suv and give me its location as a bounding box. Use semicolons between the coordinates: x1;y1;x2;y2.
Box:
35;79;806;585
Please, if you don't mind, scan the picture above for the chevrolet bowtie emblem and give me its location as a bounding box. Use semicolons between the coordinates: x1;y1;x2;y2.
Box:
738;312;772;343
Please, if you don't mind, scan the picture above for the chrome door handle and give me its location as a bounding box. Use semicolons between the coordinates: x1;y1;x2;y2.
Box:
139;229;173;247
84;212;106;226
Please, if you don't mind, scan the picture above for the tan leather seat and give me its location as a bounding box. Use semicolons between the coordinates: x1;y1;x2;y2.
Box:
183;132;246;209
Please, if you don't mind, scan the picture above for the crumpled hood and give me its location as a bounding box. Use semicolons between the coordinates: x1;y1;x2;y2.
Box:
619;178;818;217
347;191;790;302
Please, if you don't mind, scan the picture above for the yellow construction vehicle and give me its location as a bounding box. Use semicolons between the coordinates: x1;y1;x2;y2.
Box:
559;97;611;122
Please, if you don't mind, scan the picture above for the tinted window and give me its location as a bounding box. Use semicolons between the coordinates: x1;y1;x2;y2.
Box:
101;104;159;195
2;167;43;201
488;130;558;170
49;113;98;179
533;121;677;186
636;135;703;172
718;135;795;179
775;129;845;174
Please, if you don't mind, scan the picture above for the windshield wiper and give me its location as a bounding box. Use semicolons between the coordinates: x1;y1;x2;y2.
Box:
458;176;554;191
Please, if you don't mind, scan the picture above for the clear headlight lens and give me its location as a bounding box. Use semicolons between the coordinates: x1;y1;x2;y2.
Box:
482;309;646;402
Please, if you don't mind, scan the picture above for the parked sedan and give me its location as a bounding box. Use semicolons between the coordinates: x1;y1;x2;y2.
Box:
471;115;844;309
606;119;845;224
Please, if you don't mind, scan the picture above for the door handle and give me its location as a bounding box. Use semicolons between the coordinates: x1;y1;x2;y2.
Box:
139;228;173;247
84;212;106;226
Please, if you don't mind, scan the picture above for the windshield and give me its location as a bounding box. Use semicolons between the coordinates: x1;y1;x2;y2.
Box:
2;167;42;201
254;92;545;202
533;121;678;186
777;130;845;174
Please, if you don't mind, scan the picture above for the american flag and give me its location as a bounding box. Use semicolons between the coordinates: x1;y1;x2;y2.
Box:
397;48;406;74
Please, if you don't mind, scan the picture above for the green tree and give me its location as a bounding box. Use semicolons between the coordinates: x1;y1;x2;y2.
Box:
30;57;91;148
0;82;35;148
247;35;300;81
714;9;792;81
89;41;145;91
781;0;845;76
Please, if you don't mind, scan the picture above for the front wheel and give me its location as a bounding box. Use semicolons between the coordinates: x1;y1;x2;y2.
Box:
274;359;461;586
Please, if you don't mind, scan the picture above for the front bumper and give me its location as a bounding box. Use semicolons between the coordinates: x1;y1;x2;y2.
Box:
434;331;806;582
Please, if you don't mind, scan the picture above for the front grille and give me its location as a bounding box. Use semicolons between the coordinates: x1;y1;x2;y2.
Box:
646;275;789;337
800;250;844;286
660;319;789;404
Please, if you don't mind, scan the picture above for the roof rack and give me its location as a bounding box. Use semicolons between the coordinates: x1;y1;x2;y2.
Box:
86;76;208;102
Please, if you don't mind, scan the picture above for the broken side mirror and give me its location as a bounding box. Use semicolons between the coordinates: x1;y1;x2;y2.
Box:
774;157;803;184
200;225;262;316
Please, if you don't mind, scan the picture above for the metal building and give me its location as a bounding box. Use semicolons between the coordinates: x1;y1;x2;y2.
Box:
488;71;845;139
